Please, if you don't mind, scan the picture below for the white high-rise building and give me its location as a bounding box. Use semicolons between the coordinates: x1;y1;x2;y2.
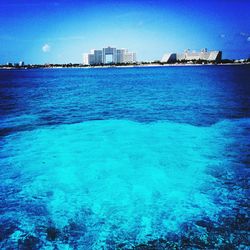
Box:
102;46;117;64
123;52;136;63
83;47;137;65
83;53;89;65
88;54;95;65
94;50;103;64
117;48;128;63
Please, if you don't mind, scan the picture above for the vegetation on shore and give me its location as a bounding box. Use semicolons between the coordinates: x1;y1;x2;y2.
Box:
0;58;250;69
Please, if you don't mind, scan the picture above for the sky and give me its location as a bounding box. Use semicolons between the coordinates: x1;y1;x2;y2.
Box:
0;0;250;64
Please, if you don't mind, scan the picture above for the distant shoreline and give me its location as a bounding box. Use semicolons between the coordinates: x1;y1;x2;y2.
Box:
0;62;249;70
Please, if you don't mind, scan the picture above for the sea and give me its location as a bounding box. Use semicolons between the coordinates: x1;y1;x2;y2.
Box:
0;65;249;249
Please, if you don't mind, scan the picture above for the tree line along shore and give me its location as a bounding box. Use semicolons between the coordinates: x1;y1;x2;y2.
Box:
1;59;250;69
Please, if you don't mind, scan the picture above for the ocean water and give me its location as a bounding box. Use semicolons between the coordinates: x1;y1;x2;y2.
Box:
0;66;249;249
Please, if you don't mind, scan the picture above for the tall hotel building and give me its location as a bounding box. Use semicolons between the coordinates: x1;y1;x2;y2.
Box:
161;49;222;63
83;46;137;65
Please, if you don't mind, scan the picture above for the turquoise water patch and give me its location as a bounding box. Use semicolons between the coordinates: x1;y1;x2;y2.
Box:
0;119;249;248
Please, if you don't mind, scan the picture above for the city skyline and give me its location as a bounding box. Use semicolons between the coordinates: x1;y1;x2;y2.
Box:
83;46;137;65
0;0;250;64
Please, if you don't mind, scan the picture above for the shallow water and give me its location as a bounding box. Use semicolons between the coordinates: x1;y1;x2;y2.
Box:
0;66;249;249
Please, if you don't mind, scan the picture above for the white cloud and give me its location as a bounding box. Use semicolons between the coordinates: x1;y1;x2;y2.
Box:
42;44;51;53
220;34;225;38
240;32;247;37
247;37;250;42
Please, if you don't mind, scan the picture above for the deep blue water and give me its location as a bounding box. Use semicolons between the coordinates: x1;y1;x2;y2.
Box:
0;66;249;249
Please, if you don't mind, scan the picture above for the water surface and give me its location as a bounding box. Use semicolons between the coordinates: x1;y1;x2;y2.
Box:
0;66;249;249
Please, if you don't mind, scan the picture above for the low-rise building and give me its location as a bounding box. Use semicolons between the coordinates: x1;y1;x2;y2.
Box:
161;49;222;63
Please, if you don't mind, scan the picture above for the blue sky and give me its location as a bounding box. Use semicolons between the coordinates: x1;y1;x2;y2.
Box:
0;0;250;64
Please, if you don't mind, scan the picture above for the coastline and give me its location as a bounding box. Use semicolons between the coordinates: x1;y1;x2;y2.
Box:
0;62;249;70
